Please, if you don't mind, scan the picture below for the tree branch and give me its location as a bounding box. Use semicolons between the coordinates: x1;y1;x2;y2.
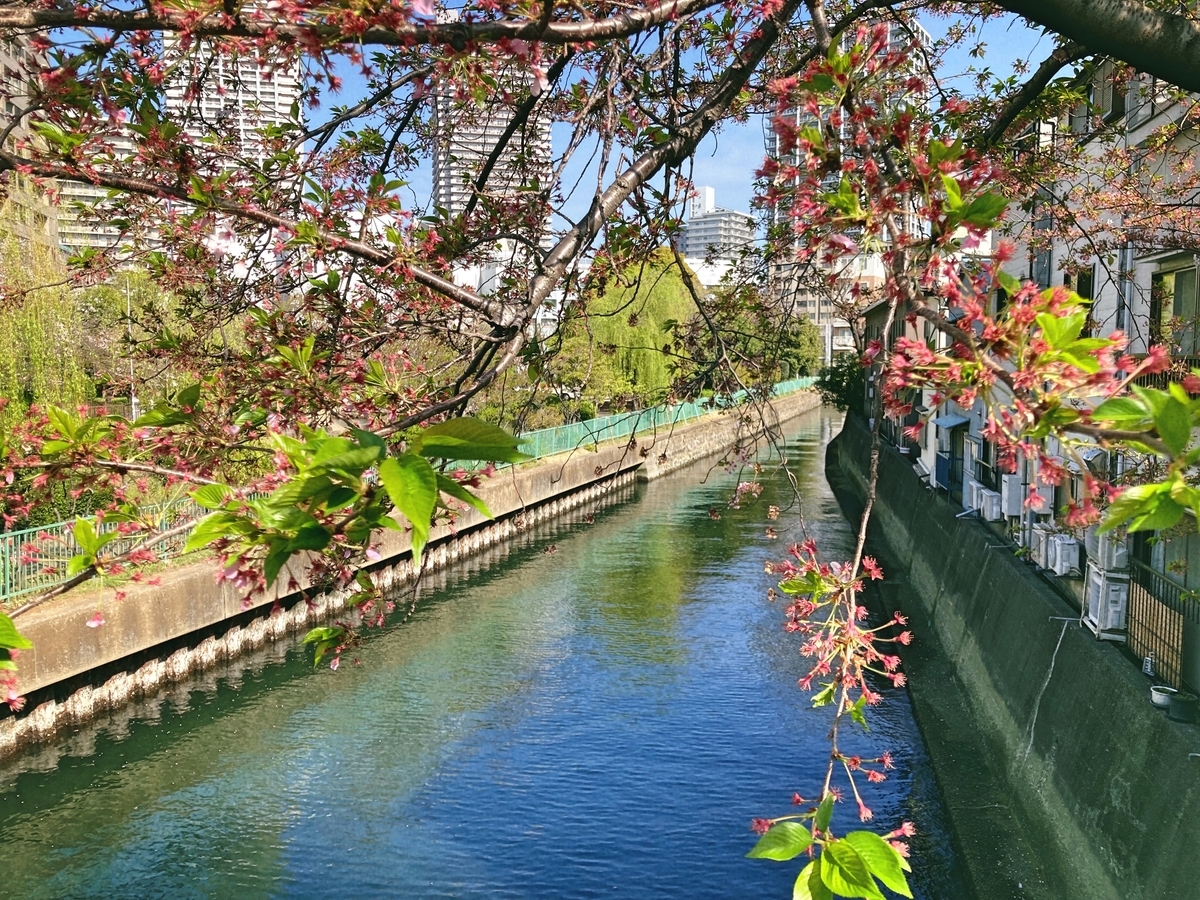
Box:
0;151;509;324
0;0;725;48
995;0;1200;93
974;41;1088;148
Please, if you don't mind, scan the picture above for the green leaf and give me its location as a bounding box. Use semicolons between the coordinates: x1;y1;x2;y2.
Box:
815;794;835;833
133;404;191;428
1154;397;1192;457
746;822;813;860
961;191;1009;226
191;484;233;510
263;544;292;588
794;860;834;900
1129;494;1186;533
803;73;835;93
1132;385;1171;421
284;524;332;554
849;694;870;731
996;270;1021;297
0;613;33;651
820;841;885;900
184;512;248;553
811;682;836;707
350;428;389;454
940;174;963;211
844;831;913;897
176;383;202;410
379;455;439;564
309;447;383;476
1091;396;1151;429
303;626;344;645
302;624;346;668
413;417;530;463
66;553;91;576
72;517;98;555
1099;483;1161;533
436;473;493;519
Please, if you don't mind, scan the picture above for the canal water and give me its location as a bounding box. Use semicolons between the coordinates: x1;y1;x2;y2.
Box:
0;408;967;899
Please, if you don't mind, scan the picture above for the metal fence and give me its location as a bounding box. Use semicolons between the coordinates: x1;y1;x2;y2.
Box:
513;378;813;460
0;378;814;605
1131;357;1200;392
1128;559;1200;691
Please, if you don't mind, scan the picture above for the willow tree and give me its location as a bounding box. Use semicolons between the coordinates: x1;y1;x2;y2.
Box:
0;203;92;434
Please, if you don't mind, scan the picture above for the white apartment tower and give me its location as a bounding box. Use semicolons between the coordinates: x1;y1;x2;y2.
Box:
58;38;301;253
431;19;552;229
682;187;757;262
432;89;551;220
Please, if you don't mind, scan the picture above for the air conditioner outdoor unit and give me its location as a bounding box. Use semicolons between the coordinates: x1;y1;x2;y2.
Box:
1083;561;1130;641
1031;524;1052;568
1050;534;1079;576
1085;525;1129;571
1001;473;1024;517
980;489;1003;521
965;479;982;510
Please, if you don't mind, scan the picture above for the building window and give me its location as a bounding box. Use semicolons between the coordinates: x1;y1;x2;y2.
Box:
1075;265;1095;336
1151;267;1199;354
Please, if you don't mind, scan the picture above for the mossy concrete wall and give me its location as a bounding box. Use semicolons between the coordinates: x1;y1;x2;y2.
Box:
0;391;818;756
829;415;1200;900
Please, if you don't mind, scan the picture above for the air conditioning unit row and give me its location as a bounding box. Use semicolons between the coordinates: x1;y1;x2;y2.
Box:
1083;561;1130;641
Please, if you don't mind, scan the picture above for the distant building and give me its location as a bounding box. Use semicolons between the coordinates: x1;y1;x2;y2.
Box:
432;17;552;232
0;35;58;249
162;36;302;158
763;20;931;362
57;37;302;254
681;187;756;263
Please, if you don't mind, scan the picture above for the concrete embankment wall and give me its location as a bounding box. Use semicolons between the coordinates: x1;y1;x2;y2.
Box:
0;391;819;756
828;415;1200;900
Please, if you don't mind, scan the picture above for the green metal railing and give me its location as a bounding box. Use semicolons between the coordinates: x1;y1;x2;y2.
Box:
0;377;814;605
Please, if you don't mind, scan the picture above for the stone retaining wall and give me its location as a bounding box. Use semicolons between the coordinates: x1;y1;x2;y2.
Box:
828;415;1200;900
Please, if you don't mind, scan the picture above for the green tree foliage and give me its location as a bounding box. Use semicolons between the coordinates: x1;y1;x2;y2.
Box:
816;354;866;416
0;206;93;434
575;252;696;404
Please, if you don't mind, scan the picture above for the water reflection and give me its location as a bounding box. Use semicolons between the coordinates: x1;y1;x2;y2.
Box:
0;408;965;899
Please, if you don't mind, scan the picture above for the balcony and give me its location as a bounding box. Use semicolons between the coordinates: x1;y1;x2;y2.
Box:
1131;357;1200;392
1128;560;1200;691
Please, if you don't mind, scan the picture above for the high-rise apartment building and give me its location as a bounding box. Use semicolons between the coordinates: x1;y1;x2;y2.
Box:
763;19;930;359
0;35;58;248
432;89;551;221
57;38;301;253
162;39;302;159
682;187;757;263
431;18;552;238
